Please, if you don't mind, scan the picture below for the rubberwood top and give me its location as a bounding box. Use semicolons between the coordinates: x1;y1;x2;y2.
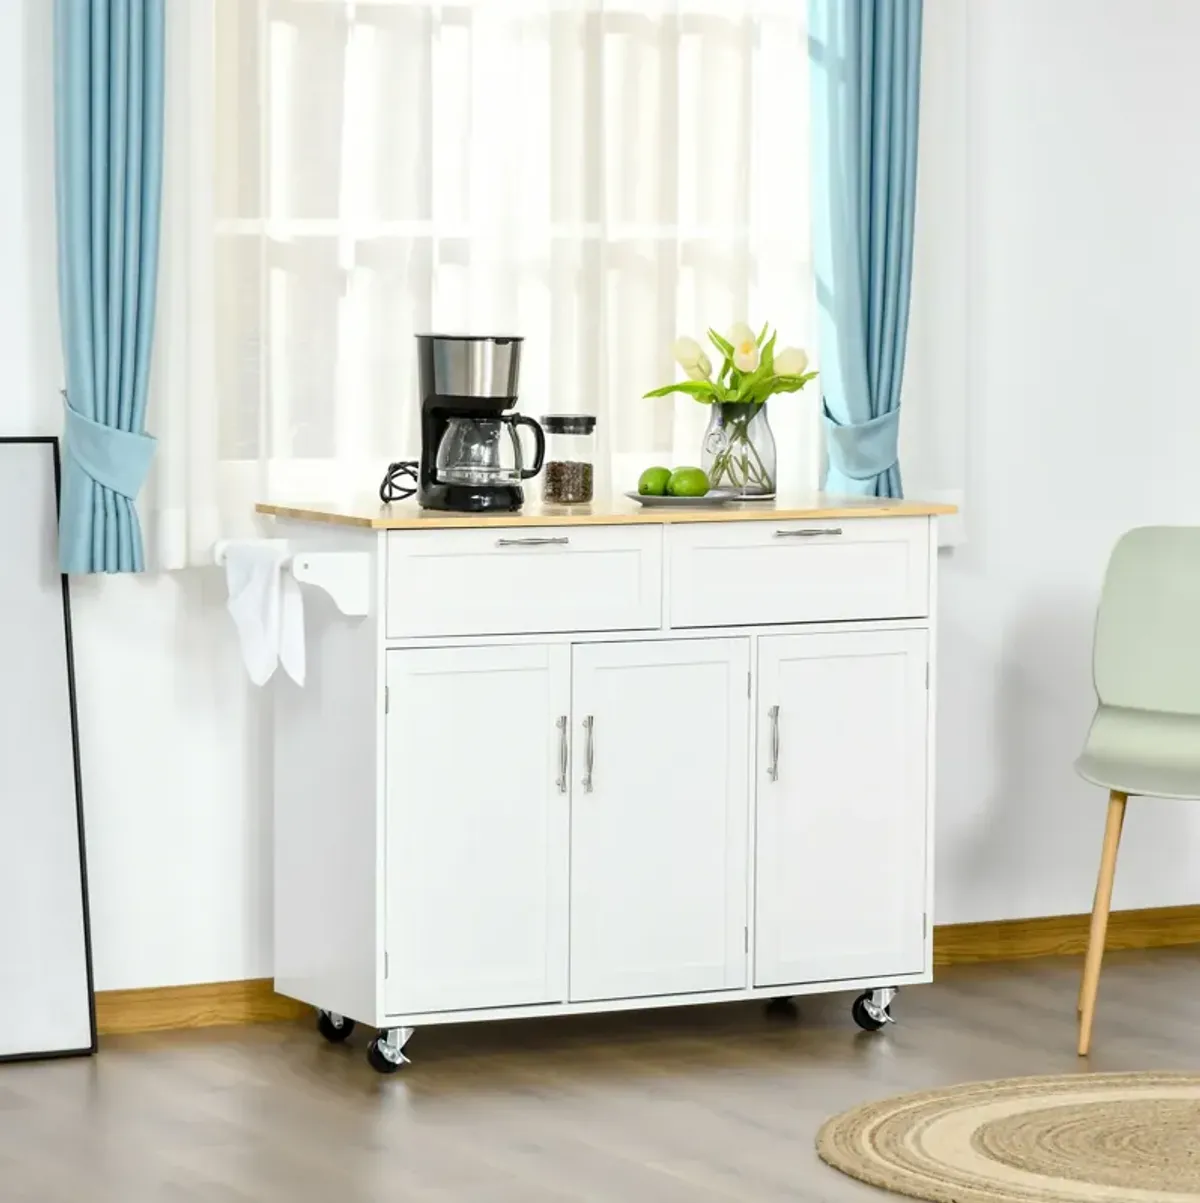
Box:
256;494;957;530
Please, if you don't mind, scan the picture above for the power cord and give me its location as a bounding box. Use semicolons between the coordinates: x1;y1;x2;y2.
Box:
379;460;419;503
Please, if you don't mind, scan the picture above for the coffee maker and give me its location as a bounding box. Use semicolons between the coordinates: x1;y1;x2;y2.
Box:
416;334;545;512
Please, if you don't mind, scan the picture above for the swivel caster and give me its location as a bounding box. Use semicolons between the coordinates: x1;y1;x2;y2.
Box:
852;987;897;1032
366;1026;413;1074
316;1010;355;1044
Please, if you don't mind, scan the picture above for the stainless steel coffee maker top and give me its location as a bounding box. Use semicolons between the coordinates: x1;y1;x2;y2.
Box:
417;334;523;401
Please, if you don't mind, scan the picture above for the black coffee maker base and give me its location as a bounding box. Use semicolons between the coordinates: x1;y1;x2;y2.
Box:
418;483;525;513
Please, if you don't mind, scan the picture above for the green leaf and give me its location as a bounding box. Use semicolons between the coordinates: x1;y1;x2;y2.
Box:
642;380;719;403
756;321;770;346
760;372;818;396
707;330;737;391
707;328;735;358
760;331;777;375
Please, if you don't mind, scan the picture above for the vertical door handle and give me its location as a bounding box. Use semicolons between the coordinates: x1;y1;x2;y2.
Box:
555;715;568;794
767;705;780;781
582;715;595;793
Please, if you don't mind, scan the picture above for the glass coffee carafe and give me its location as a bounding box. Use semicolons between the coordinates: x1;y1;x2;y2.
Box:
434;414;545;488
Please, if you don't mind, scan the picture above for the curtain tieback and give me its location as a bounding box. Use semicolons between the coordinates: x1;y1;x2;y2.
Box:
823;404;901;482
62;399;157;500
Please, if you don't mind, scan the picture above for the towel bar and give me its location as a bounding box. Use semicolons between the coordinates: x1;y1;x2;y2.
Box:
215;540;371;618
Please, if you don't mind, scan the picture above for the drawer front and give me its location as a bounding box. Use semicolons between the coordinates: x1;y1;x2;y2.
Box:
386;525;663;638
667;517;929;628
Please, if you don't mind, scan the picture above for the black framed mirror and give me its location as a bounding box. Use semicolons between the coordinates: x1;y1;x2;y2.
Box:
0;436;96;1060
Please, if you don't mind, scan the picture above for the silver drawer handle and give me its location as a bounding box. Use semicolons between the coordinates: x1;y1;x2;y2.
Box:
774;527;843;538
582;715;595;793
495;536;570;547
767;705;780;781
556;715;568;794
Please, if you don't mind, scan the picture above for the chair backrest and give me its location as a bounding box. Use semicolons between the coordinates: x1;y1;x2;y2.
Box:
1094;526;1200;715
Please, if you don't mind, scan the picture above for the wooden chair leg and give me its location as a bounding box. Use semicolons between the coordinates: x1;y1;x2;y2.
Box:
1078;878;1098;1015
1078;790;1127;1056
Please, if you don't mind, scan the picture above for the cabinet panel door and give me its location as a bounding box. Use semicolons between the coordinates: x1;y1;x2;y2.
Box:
385;645;569;1015
569;639;750;1002
754;630;928;988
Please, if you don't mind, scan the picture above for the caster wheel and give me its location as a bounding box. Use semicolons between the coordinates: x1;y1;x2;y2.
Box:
367;1037;404;1074
317;1010;355;1043
764;996;799;1021
851;991;891;1032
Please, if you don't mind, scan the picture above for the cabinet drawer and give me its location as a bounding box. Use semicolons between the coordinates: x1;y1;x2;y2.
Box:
666;517;929;628
386;525;662;638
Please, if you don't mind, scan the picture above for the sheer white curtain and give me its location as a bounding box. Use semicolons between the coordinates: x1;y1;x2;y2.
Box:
148;0;818;568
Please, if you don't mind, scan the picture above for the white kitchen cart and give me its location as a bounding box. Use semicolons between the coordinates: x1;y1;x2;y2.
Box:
259;495;951;1072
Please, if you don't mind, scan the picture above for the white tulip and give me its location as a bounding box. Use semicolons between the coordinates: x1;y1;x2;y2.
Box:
672;336;704;371
774;346;809;376
733;338;760;374
727;321;756;349
685;351;713;380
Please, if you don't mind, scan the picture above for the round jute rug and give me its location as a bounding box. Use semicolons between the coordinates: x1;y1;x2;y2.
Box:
817;1071;1200;1203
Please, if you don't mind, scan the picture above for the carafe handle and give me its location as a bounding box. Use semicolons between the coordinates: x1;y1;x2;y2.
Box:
512;415;546;480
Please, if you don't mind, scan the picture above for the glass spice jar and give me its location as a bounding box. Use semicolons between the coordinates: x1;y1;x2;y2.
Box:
540;414;597;505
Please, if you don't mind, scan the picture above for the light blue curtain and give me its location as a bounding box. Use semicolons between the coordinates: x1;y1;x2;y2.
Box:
809;0;923;498
54;0;165;573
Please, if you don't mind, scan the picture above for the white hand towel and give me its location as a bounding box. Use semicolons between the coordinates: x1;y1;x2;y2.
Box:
221;540;306;686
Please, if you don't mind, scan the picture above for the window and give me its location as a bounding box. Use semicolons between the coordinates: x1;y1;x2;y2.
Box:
207;0;816;511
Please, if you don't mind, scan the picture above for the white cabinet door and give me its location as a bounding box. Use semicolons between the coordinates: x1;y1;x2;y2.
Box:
569;639;750;1002
385;645;569;1015
754;630;928;988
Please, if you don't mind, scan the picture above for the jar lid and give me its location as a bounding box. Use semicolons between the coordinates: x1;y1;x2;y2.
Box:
542;414;596;435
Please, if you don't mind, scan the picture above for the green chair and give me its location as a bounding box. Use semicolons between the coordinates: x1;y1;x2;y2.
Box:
1076;526;1200;1056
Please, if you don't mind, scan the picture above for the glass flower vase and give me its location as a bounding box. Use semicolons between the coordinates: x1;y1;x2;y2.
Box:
702;401;777;497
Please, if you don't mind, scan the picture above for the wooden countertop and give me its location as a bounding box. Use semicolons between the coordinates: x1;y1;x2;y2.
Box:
256;494;957;530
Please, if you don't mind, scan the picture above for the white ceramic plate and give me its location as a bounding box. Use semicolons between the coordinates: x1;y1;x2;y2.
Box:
623;488;738;508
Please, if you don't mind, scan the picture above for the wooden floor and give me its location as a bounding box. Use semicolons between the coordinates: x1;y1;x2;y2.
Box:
4;948;1200;1202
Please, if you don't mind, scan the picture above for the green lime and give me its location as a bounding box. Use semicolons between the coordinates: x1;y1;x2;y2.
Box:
666;467;710;498
637;466;672;496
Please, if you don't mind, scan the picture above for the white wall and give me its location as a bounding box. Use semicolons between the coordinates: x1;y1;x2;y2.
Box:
4;0;1200;994
933;0;1200;921
4;0;271;991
